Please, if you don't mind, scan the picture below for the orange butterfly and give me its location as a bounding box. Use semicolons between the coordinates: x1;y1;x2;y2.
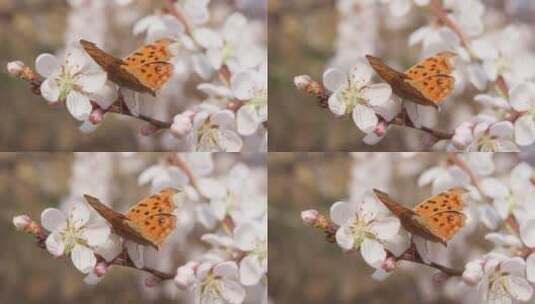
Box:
373;187;467;246
84;187;179;250
366;52;456;109
80;39;175;96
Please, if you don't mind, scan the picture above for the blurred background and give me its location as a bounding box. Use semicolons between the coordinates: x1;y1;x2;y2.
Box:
268;152;533;304
0;152;267;303
268;0;535;151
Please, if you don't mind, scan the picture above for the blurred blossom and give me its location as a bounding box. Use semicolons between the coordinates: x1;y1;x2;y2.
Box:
451;115;518;152
192;262;246;304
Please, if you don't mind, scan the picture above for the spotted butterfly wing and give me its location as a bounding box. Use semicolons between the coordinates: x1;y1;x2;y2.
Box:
80;39;174;96
373;187;467;246
84;187;179;249
366;52;456;109
124;187;177;248
412;187;467;244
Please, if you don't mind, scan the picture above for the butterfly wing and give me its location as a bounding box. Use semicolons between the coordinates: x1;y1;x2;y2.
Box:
372;189;414;218
119;39;174;95
84;194;155;248
405;75;455;106
80;39;123;73
366;54;440;109
413;187;468;244
405;52;456;80
124;187;179;249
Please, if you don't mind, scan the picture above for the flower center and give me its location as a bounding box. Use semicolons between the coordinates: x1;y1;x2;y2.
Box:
197;122;220;151
200;272;222;300
349;216;374;248
506;192;517;214
495;56;511;75
475;133;499;152
57;66;78;101
61;223;85;254
340;83;366;115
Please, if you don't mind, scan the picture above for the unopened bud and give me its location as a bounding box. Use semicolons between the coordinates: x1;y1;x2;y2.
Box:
7;61;25;77
170;111;194;138
94;262;108;277
382;256;397;272
294;75;312;90
144;276;160;288
174;262;199;289
13;214;31;231
89;108;104;125
374;121;387;137
140;124;159;136
433;272;449;285
301;209;319;225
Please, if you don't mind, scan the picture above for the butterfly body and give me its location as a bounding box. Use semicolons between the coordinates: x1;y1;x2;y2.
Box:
84;187;179;250
80;39;174;96
366;52;456;109
373;187;467;246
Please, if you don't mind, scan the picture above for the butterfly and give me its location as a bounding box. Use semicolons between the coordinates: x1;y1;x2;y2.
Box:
80;39;175;96
366;52;456;109
84;187;179;250
373;187;467;246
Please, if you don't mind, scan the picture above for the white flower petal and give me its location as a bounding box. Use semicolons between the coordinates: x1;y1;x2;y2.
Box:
363;84;392;107
41;208;66;232
352;105;378;133
322;68;345;92
515;115;535;146
45;232;65;256
220;279;246;304
126;241;144;269
504;275;533;301
239;255;264;286
520;219;535;248
69;203;90;229
40;77;61;102
328;93;346;116
360;238;386;268
213;261;238;279
370;217;400;240
236;105;259;136
335;225;354;251
330;201;353;226
66;91;92;121
71;244;96;274
83;222;110;246
510;83;534;112
527;254;535;283
35;54;59;77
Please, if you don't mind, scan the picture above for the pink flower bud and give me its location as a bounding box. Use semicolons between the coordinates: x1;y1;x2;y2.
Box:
382;256;397;272
12;214;31;231
89;108;104;125
432;272;449;285
374;121;387;137
144;276;160;288
94;262;108;277
140;124;159;136
7;61;25;77
301;209;319;225
170;112;194;138
294;75;312;90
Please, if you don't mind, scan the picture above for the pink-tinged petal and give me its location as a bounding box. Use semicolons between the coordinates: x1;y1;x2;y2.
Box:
352;105;378;133
335;225;354;251
71;244;96;274
515;115;535;146
322;68;345;92
474;94;508;108
35;54;59;77
95;234;122;262
500;257;526;276
66;91;92;121
216;129;243;152
239;255;264;286
41;208;66;232
510;83;534;112
236;105;259;136
489;121;513;137
467;64;488;91
126;242;144;269
480;178;508;199
527;254;535;283
351;64;373;87
69;203;90;229
504;275;533;301
83;222;110;247
220;279;246;304
213;261;238;279
234;223;257;251
330;201;353;225
40;77;61;102
361;238;386;268
45;232;65;256
520;219;535;248
370;217;400;240
328;93;346;116
363;84;392;107
231;70;255;100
